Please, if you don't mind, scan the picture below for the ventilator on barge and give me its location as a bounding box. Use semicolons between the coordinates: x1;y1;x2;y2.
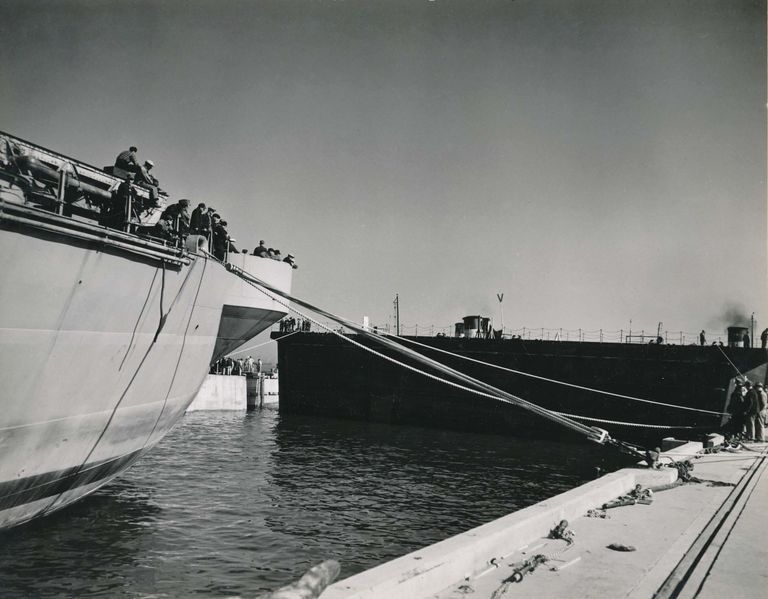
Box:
0;131;292;528
272;321;768;445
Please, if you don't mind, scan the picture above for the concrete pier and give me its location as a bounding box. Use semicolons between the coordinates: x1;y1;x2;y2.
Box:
246;374;279;409
186;375;247;411
323;441;768;598
186;374;279;411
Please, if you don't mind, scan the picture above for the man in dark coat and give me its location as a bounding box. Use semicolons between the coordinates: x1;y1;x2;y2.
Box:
761;328;768;349
161;199;191;239
220;220;237;253
102;173;135;229
728;382;745;438
114;146;140;173
743;381;758;440
190;202;207;234
211;214;228;260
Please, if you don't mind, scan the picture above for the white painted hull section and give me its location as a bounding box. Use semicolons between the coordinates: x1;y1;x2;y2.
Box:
0;221;290;528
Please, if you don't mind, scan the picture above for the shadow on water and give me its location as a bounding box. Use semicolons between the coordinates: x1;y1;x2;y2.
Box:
0;409;631;597
263;412;628;577
0;479;160;597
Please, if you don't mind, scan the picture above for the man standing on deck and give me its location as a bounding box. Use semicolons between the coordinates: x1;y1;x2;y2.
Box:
699;330;706;346
159;199;191;241
190;202;207;234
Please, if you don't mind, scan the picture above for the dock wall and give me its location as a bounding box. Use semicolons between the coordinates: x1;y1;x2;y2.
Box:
186;375;247;411
323;445;698;599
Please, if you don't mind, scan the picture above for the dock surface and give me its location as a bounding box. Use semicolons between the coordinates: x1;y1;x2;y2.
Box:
324;442;768;598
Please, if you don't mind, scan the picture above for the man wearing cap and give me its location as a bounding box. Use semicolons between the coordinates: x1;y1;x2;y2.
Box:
220;220;238;253
161;199;191;239
253;240;268;257
135;159;159;186
211;213;227;260
190;202;208;234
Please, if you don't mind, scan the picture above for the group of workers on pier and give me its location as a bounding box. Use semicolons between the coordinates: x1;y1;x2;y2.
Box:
211;355;263;376
106;146;298;266
729;380;767;442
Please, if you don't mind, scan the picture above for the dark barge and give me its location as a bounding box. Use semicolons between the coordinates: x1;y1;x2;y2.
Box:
271;328;768;445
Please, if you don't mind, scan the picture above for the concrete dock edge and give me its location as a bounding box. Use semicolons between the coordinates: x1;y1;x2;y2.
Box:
323;447;685;599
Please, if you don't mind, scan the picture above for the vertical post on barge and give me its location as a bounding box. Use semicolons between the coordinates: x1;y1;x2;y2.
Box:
497;293;504;334
394;294;400;336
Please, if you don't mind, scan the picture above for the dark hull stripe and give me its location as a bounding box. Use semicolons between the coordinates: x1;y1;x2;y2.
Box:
0;449;145;512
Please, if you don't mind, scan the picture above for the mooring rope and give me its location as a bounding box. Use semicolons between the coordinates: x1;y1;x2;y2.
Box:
383;332;727;417
223;261;608;442
226;329;301;357
221;260;701;451
555;412;702;429
716;343;744;379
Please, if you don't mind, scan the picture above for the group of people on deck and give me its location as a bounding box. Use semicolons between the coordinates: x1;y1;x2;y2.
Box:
729;380;767;442
109;146;298;265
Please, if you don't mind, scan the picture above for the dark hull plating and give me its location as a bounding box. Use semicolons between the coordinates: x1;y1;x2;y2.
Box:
273;333;768;445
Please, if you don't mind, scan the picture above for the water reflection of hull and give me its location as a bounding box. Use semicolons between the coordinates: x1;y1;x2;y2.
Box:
273;332;768;445
0;203;290;528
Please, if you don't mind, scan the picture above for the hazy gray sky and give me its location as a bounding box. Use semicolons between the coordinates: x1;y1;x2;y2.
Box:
2;0;766;348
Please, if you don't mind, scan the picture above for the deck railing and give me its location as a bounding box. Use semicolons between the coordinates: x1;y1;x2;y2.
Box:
273;320;728;346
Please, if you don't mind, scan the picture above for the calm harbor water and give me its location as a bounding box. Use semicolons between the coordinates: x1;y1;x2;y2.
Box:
0;409;621;598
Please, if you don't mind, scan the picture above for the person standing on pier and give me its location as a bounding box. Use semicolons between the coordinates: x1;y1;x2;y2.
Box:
699;330;706;346
755;383;767;442
743;381;759;441
743;331;751;348
728;382;746;438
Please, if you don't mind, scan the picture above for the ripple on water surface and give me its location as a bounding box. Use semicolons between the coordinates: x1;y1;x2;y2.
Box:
0;409;621;597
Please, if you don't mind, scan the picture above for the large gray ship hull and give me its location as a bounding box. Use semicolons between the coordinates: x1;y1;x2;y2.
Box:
0;204;291;528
